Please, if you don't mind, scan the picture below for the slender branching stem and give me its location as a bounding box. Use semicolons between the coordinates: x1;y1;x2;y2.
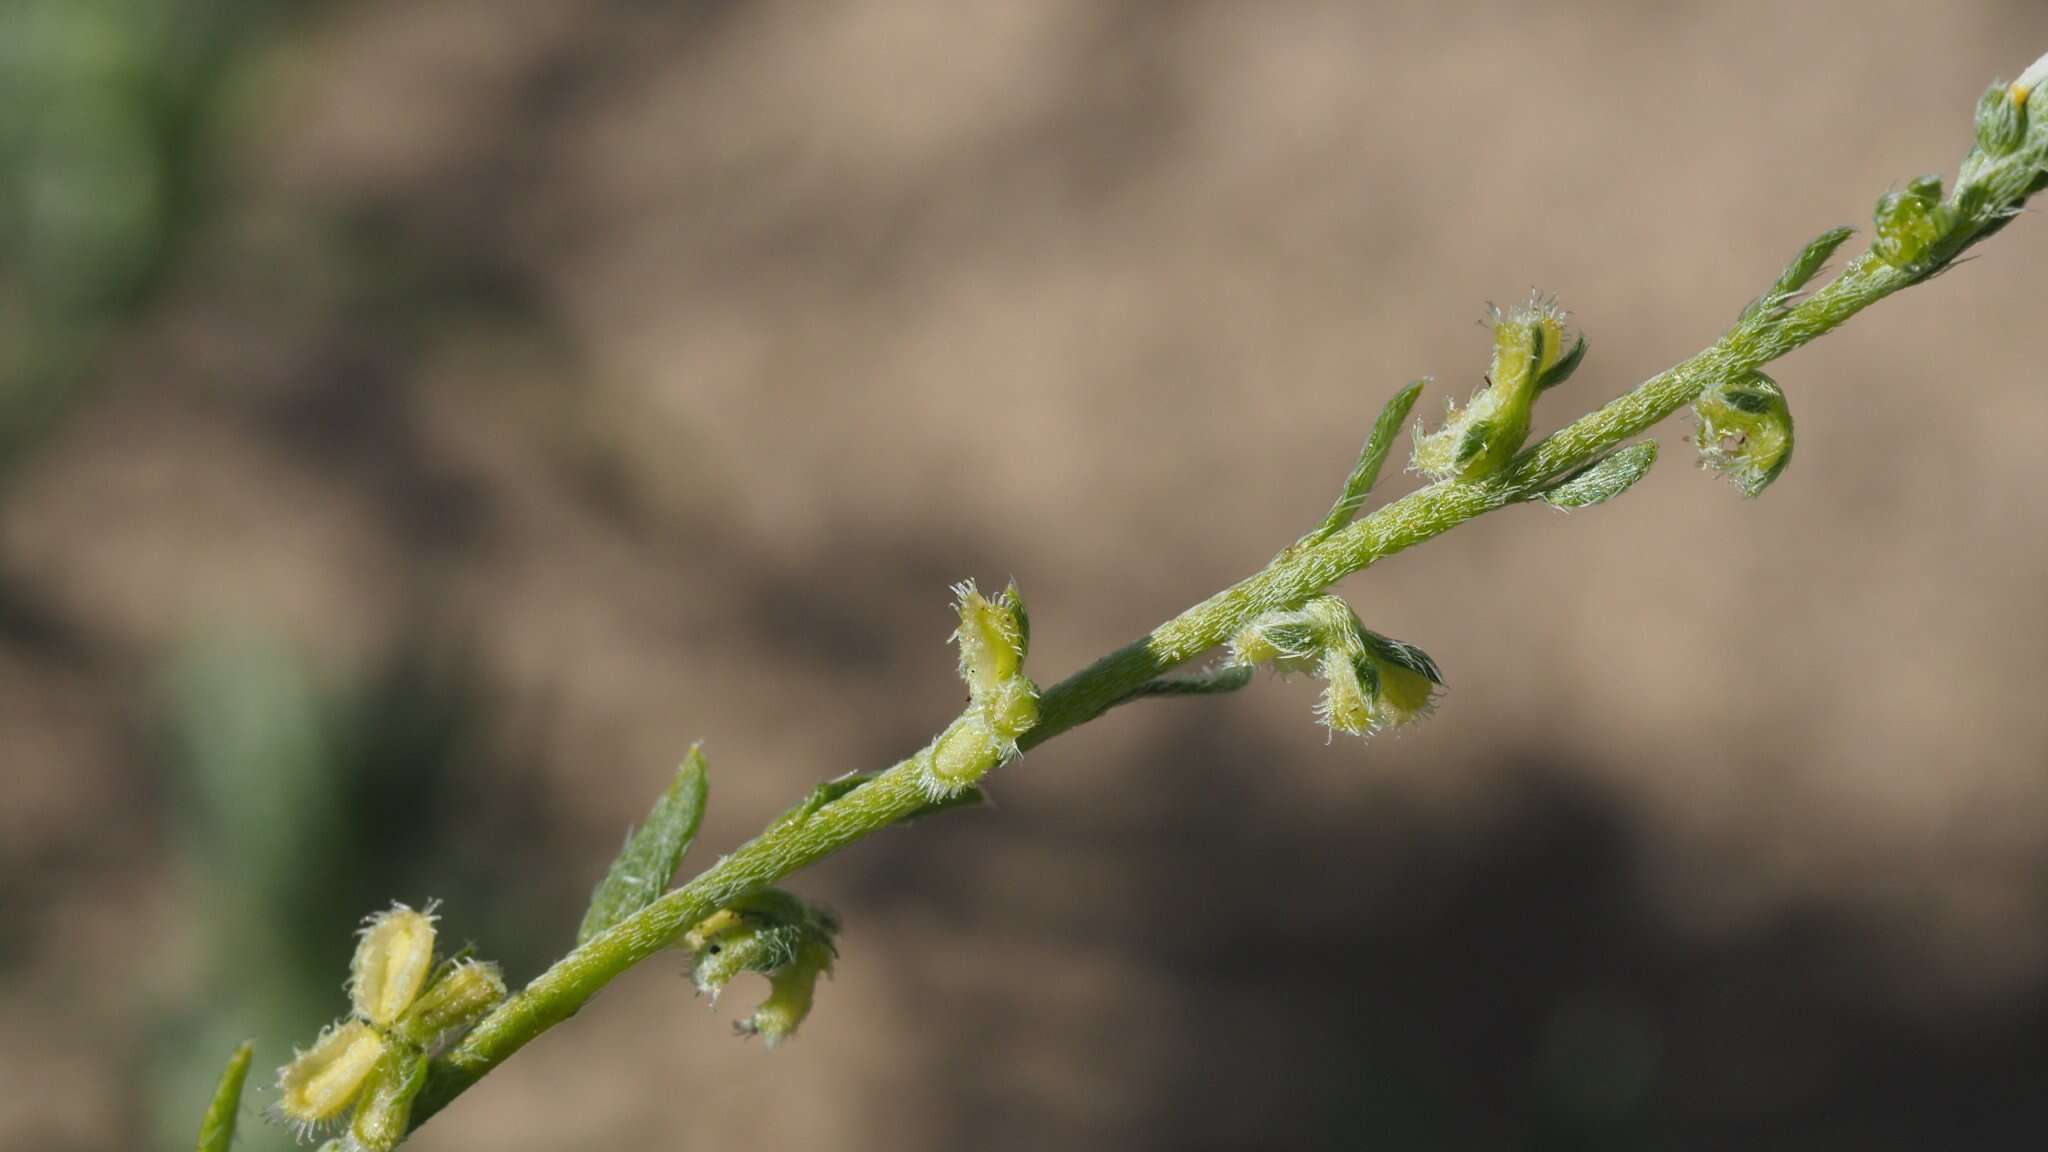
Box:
412;239;1934;1130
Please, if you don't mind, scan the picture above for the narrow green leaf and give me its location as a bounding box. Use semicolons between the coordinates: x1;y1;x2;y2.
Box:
194;1041;253;1152
1775;226;1857;296
1311;380;1425;541
577;746;710;945
1743;226;1856;322
1539;440;1659;509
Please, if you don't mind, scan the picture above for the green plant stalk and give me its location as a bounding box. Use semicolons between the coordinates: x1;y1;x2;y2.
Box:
410;237;1927;1132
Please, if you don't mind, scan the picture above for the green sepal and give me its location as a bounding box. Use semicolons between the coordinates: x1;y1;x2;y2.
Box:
1455;420;1495;466
1358;629;1445;687
577;746;710;945
1535;334;1588;392
347;1048;429;1152
999;580;1031;662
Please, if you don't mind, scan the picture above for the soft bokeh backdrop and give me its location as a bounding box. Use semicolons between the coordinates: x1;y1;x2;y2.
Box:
6;2;2048;1149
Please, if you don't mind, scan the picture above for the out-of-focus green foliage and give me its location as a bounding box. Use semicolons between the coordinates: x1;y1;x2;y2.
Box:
0;0;298;483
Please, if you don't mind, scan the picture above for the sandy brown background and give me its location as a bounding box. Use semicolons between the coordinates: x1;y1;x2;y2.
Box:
6;1;2048;1149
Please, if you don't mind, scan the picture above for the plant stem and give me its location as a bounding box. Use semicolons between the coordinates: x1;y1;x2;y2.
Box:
410;243;1925;1132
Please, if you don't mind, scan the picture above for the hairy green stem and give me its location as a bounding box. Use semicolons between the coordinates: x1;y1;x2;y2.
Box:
400;51;2048;1132
411;246;1920;1130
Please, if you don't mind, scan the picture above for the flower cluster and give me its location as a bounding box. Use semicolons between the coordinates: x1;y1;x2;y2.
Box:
1229;595;1442;738
273;904;504;1151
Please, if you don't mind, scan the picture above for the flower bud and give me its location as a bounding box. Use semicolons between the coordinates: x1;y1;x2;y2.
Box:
345;1049;428;1152
952;580;1028;702
926;580;1039;797
1873;176;1954;270
1413;294;1574;482
1356;631;1443;728
350;904;437;1028
393;959;506;1048
275;1020;387;1137
1693;371;1794;497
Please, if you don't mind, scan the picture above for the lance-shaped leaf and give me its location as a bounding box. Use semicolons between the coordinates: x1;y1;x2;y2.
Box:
578;746;710;945
194;1041;253;1152
1309;380;1424;542
1538;441;1659;509
1741;226;1856;323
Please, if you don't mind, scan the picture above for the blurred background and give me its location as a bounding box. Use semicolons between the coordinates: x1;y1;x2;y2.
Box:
6;1;2048;1149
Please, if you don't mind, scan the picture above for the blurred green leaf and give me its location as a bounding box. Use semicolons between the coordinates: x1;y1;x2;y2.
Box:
193;1040;253;1152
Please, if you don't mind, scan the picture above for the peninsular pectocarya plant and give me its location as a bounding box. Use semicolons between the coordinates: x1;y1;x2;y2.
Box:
182;48;2048;1152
